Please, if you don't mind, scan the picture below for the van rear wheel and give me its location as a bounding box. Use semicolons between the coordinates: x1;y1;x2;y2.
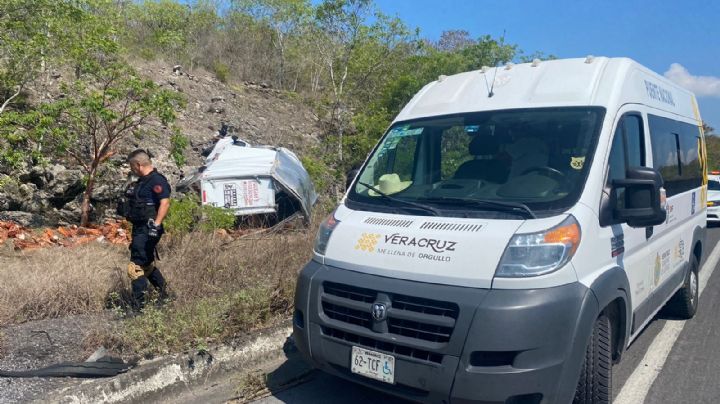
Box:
574;315;612;404
664;255;699;319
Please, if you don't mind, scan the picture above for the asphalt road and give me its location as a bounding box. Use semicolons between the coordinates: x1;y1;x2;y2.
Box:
252;227;720;404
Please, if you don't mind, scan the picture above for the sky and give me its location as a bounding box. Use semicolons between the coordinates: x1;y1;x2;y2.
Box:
372;0;720;132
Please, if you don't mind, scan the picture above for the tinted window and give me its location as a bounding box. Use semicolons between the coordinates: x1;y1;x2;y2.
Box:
624;115;645;167
349;107;606;217
607;126;627;186
648;115;703;196
606;114;646;211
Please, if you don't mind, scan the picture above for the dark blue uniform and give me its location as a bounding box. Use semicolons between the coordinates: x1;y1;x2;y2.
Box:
123;169;170;308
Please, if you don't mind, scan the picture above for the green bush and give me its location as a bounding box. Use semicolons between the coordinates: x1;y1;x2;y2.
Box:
164;194;236;234
213;62;230;84
164;194;199;234
200;204;236;231
170;130;189;167
301;154;337;195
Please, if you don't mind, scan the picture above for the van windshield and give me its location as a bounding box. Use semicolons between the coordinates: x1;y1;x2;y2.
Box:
347;107;605;218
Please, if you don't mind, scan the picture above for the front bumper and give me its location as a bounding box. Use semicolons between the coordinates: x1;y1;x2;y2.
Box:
293;260;596;404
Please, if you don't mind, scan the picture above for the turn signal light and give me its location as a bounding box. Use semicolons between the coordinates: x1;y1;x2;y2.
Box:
543;221;581;256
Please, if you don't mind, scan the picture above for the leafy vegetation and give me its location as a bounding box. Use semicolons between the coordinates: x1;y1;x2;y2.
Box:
169;129;189;167
0;0;531;209
164;194;237;235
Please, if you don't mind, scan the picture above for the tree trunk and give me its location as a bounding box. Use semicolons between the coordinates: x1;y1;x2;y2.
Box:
338;128;344;162
80;170;96;227
337;108;344;162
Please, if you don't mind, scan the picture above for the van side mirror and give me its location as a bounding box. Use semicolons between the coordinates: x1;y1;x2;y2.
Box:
612;167;667;227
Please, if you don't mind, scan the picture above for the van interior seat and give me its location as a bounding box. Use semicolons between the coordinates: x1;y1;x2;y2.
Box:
507;135;550;177
453;135;509;183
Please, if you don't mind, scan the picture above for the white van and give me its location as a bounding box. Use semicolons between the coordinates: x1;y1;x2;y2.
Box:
293;57;708;403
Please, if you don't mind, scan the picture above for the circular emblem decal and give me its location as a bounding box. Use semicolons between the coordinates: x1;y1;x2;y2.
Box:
153;185;163;194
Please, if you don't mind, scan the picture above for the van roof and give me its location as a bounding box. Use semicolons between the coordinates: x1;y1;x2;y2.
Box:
394;57;699;123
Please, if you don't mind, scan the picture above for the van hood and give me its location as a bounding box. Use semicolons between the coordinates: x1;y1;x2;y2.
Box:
322;206;525;288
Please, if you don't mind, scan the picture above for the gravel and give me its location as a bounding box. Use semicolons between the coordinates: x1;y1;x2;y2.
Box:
0;314;113;403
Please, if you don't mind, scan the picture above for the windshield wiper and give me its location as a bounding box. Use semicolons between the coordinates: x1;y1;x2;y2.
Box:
418;197;536;219
357;181;440;216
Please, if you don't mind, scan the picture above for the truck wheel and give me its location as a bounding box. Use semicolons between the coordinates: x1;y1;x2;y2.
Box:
664;255;699;319
574;315;612;404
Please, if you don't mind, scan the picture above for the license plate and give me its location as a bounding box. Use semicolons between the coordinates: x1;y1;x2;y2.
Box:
350;346;395;384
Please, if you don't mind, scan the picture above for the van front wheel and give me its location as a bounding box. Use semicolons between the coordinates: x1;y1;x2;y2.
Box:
574;315;612;404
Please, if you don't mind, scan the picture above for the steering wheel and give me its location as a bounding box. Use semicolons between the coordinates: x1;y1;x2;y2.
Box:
521;166;566;182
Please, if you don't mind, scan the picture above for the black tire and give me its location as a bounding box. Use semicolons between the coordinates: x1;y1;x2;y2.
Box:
664;255;699;319
574;315;612;404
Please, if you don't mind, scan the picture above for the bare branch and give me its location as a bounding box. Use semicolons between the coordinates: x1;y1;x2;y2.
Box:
0;85;23;115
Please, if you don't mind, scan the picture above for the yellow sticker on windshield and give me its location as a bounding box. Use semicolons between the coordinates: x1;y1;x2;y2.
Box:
570;156;585;170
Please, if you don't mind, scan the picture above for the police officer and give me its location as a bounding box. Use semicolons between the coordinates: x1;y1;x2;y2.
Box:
122;149;171;309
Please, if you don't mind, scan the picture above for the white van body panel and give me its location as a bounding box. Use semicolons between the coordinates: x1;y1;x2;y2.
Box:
323;208;524;288
395;57;696;124
201;178;276;214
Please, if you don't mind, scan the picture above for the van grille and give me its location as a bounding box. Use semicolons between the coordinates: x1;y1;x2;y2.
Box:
322;327;443;364
321;282;458;345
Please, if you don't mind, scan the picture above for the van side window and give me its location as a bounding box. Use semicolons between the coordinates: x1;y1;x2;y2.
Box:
648;114;703;196
607;127;627;186
606;114;646;213
624;115;645;167
607;114;646;187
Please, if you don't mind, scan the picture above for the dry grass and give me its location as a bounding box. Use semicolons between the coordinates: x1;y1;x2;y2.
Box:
158;228;313;306
236;370;270;402
0;242;127;326
1;216;318;357
107;228;314;357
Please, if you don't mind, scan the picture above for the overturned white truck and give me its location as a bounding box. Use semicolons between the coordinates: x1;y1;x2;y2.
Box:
177;137;317;223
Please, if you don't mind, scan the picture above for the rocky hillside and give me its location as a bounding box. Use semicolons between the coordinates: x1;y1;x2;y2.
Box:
0;60;324;227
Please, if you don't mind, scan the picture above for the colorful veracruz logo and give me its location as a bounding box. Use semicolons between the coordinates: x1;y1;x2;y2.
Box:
354;232;459;262
355;233;381;252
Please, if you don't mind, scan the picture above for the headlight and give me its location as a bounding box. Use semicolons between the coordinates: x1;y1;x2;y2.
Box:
314;212;340;255
708;201;717;207
496;215;581;278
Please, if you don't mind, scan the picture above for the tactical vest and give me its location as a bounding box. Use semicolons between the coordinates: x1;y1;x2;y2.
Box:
117;171;165;223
